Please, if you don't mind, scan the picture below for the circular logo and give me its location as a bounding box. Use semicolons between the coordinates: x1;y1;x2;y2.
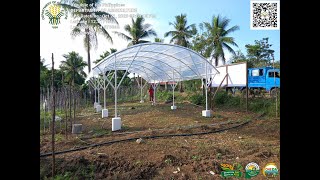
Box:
263;163;279;178
245;162;260;178
41;1;68;29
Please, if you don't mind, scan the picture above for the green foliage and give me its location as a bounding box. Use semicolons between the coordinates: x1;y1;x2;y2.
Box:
40;58;68;88
190;94;205;105
183;79;202;91
191;27;210;57
245;37;275;67
92;128;111;137
43;171;75;180
164;14;197;47
53;172;74;180
209;90;280;117
113;15;157;46
60;51;87;82
93;48;117;64
197;15;239;66
61;0;118;72
192;155;201;161
55;133;64;142
154;37;164;43
214;91;229;105
164;158;172;164
226;95;240;106
156;91;173;101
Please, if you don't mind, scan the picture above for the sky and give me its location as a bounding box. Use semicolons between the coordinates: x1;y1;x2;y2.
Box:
40;0;280;73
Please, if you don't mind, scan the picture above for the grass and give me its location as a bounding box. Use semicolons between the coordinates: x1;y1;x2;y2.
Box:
164;158;172;165
191;155;201;161
55;133;64;142
92;128;111;137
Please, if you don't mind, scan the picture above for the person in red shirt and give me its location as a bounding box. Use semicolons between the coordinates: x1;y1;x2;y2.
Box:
148;86;154;102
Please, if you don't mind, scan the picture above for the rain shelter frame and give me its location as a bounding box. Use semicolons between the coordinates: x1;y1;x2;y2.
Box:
88;43;219;118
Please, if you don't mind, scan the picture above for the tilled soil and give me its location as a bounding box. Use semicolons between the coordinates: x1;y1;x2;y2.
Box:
40;102;279;179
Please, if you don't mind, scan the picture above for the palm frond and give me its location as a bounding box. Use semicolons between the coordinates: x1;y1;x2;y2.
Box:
222;43;237;55
137;40;150;44
221;37;238;47
140;29;157;39
124;24;132;33
96;22;113;44
113;31;132;41
223;25;240;36
164;31;175;37
71;27;82;38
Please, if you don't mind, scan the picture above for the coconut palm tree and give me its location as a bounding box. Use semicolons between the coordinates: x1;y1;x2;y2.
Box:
113;15;157;46
60;0;118;73
203;15;239;66
93;48;117;64
154;37;164;43
164;14;197;48
164;14;197;92
60;51;87;131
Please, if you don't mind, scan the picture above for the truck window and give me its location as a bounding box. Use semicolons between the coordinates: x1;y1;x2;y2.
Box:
268;71;280;78
252;69;263;76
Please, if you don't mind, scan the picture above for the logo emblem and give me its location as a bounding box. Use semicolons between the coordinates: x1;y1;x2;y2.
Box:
245;162;260;179
41;1;68;28
220;163;243;178
263;163;279;178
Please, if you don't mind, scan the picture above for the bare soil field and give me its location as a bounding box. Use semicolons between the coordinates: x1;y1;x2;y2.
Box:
40;101;280;179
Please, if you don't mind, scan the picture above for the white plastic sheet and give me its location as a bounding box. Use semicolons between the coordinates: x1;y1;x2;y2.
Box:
91;43;219;82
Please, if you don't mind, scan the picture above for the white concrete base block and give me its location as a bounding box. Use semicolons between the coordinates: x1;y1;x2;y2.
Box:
171;105;177;110
96;105;102;112
140;100;144;103
94;102;99;108
72;124;82;134
202;110;212;117
102;109;108;118
112;117;121;131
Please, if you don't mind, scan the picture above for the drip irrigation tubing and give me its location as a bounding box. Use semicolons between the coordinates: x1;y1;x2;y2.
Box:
40;119;251;157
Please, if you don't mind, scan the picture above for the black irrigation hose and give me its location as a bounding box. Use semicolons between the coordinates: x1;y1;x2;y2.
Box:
40;120;251;157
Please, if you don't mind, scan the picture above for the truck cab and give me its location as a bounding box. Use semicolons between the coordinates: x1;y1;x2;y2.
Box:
247;67;280;95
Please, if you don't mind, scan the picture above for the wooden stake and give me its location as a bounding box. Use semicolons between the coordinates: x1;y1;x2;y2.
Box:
51;53;56;177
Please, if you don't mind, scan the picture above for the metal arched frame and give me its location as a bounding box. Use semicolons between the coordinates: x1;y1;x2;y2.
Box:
91;43;220;122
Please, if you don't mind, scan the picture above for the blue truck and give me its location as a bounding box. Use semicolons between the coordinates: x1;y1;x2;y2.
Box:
244;66;280;96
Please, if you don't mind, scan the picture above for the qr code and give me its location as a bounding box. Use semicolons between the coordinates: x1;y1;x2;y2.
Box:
250;1;279;30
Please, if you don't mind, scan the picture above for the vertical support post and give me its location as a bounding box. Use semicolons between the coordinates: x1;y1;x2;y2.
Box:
202;62;212;117
153;80;156;105
94;85;96;103
114;59;117;117
51;53;56;177
44;97;46;133
140;76;143;102
226;65;229;88
111;55;121;131
171;69;177;110
205;62;208;111
172;70;175;107
246;62;249;112
272;54;278;118
103;73;106;109
97;87;100;104
226;65;228;93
